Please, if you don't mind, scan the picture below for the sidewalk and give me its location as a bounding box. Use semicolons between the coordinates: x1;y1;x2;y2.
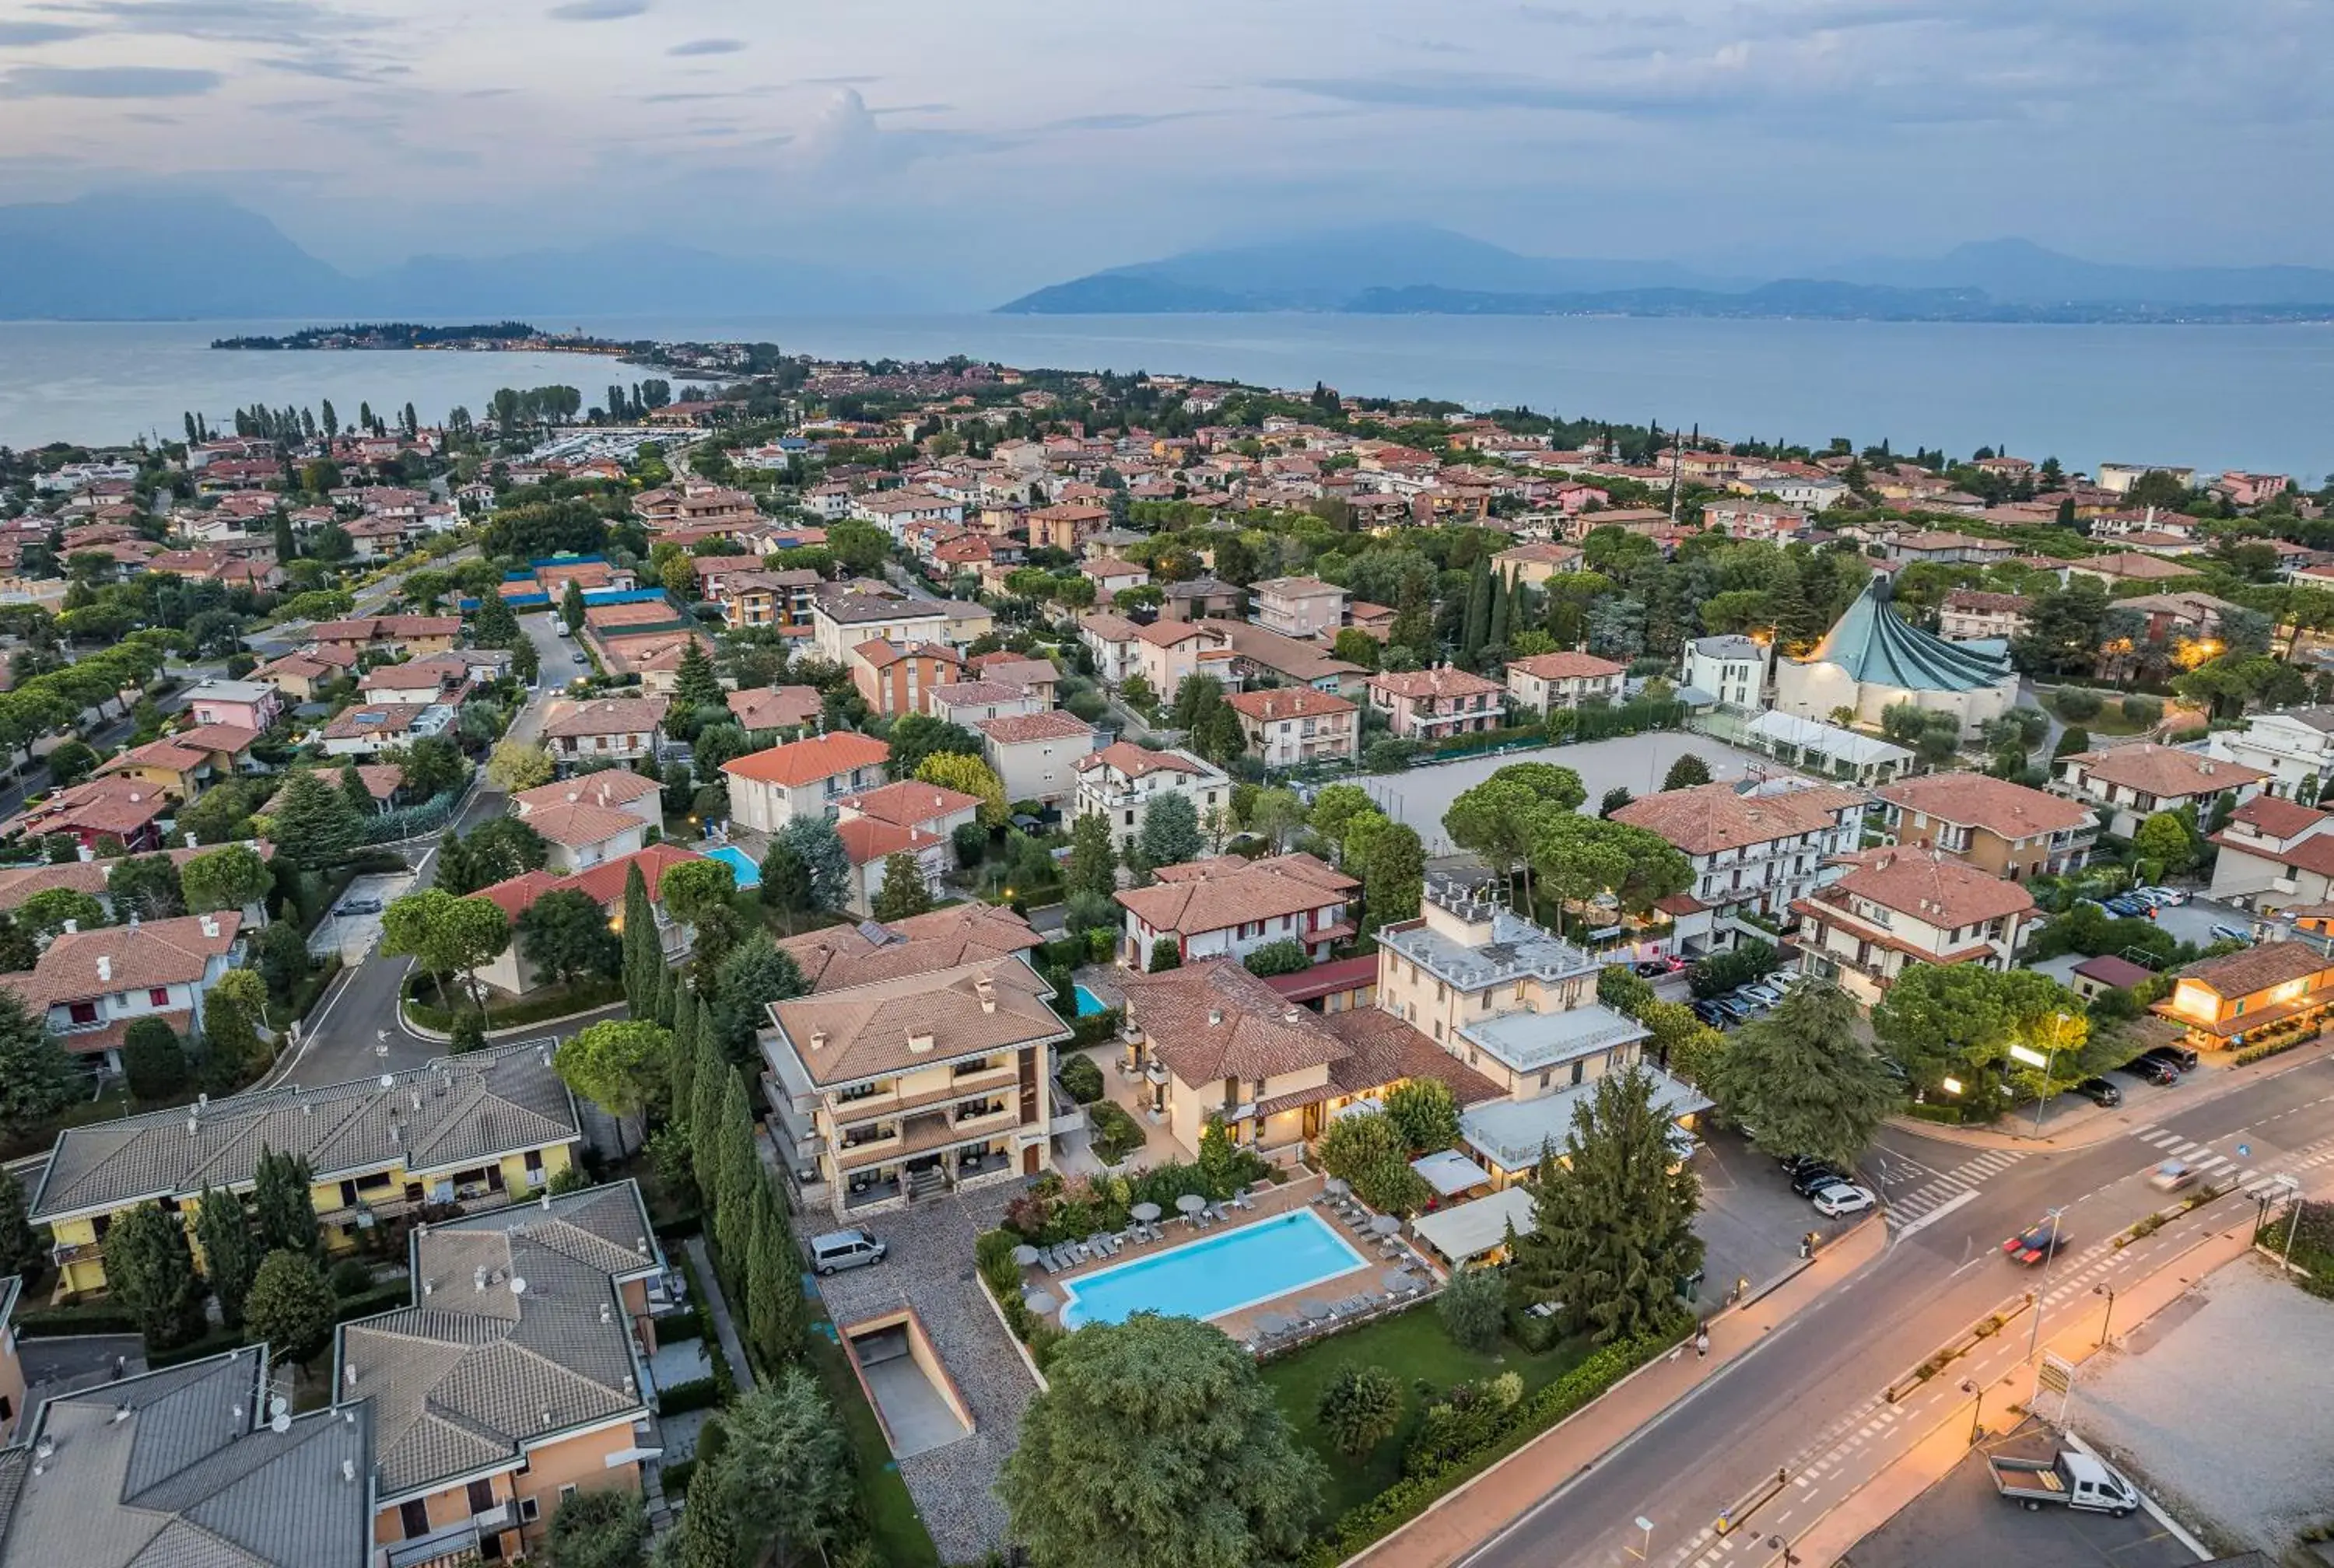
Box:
1354;1216;1888;1568
1885;1033;2334;1153
682;1236;758;1394
1780;1195;2286;1565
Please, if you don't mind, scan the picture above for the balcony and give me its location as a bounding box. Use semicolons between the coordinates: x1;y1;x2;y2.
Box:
51;1238;103;1268
829;1062;1015;1129
380;1503;517;1568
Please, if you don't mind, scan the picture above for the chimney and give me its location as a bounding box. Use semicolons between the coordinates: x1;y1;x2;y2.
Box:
200;915;219;939
96;955;110;983
128;912;139;930
1207;1008;1223;1026
62;919;77;936
976;975;996;1014
809;1029;828;1053
907;1029;935;1055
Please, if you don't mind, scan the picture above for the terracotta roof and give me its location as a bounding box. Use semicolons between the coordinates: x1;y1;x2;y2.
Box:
975;710;1098;746
9;911;240;1009
1132;618;1223;649
1262;954;1379;1004
1078;612;1142;642
1877;771;2093;840
2065;744;2266;800
853;639;964;671
1224;687;1356;722
512;770;661;814
360;658;466;690
321;705;420;740
15;775;172;835
2072;551;2202;580
1505;652;1626;681
1614;779;1866;856
0;840;274;913
968;655;1057;691
1368;666;1505;701
539;696;669;740
778;904;1043;992
96;737;212;777
769;957;1067;1087
2073;954;2155;989
1319;1006;1504;1105
1222;623;1365;682
1942;590;2031;614
720;730;890;787
2225;794;2328;841
1493;542;1586;565
1116;852;1358;936
473;844;708;919
834;815;942;866
727;685;824;730
1251;575;1344;598
1081;557;1146;578
1074;740;1210;779
1120;959;1348;1085
838;780;982;829
927;679;1028;709
2171;940;2332;1002
517;800;647;849
1818;845;2035;929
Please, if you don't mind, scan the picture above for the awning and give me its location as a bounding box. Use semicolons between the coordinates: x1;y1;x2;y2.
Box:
1411;1187;1538;1265
1411;1149;1492;1197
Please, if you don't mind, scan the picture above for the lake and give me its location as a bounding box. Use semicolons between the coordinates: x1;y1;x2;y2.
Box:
2;313;2329;480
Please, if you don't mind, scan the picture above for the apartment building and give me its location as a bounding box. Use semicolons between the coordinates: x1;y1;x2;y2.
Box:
1504;652;1626;716
720;568;819;633
1876;770;2097;880
924;678;1039;727
721;732;892;833
1703;502;1810;544
1073;741;1230;850
1366;666;1505;741
538;697;668;767
1077;612;1144;684
1680;635;1772;712
1374;881;1709;1185
1116;852;1358;970
762;955;1072;1213
2;912;244;1078
29;1040;583;1298
975;709;1100;807
1224;687;1360;766
1158;577;1246;623
182;677;285;732
1130;618;1237;696
1249;576;1348;639
2203;707;2334;800
2205;794;2334;908
1490;541;1586;589
342;1182;664;1566
727;684;823;733
1793;845;2038;1006
1938;590;2031;642
810;591;952;662
2053;744;2266;839
1614;778;1866;933
850;639;968;718
1223;623;1369;698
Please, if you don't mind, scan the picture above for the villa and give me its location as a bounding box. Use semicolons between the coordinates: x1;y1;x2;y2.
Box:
1116;852;1358;970
721;731;892;832
1073;741;1230;850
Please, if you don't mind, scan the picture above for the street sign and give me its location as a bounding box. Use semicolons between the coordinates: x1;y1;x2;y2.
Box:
2238;1144;2252;1158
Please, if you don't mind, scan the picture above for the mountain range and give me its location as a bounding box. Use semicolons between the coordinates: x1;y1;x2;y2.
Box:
0;192;917;320
996;226;2334;321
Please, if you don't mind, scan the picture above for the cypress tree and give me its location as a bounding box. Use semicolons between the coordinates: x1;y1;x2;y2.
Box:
251;1147;321;1260
1484;568;1512;654
713;1072;759;1276
193;1184;261;1330
621;863;657;1013
669;985;699;1125
1460;562;1492;660
746;1182;805;1369
0;1170;40;1276
691;1031;728;1204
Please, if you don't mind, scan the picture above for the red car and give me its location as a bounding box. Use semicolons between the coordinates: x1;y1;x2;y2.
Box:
2002;1223;2068;1265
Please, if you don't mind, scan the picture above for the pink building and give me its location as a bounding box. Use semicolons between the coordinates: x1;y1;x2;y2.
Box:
1366;666;1505;741
182;678;283;732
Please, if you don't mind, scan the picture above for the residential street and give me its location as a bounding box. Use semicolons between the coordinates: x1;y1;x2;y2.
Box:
271;607;606;1088
1447;1051;2334;1568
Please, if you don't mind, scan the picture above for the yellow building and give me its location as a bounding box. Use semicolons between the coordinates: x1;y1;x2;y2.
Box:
30;1040;584;1300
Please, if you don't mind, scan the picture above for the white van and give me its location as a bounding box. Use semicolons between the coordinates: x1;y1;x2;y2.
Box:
809;1229;888;1276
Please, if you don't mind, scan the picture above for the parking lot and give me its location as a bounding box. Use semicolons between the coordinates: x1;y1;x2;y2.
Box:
307;869;415;963
1691;1127;1873;1304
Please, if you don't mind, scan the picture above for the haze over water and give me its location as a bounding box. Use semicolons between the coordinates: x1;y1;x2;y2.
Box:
3;313;2329;481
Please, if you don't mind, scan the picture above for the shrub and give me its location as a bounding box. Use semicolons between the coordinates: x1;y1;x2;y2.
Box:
1058;1053;1105;1104
328;1258;375;1297
1242;940;1312;978
2120;695;2164;726
1088;1100;1147;1164
2054;688;2103;721
1317;1364;1404;1457
121;1017;188;1100
1436;1265;1507;1354
1148;936;1182;973
1687;939;1779;999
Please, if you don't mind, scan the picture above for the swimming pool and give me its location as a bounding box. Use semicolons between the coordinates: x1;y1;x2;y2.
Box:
1072;985;1108;1017
1057;1209;1370;1328
703;843;760;888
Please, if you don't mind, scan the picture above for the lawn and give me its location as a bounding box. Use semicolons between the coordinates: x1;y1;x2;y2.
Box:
1260;1306;1591;1523
2041;691;2161;736
808;1328;942;1568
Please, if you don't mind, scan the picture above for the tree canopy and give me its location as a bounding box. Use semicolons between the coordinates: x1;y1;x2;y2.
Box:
1705;980;1901;1166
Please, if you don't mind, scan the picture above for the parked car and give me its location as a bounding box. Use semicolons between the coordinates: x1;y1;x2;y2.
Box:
2148;1159;2198;1192
335;898;384;917
2002;1221;2069;1265
2104;897;2146;918
2210;923;2252;944
2141;1042;2199;1073
1811;1182;1877;1217
2073;1076;2123;1108
2137;886;2188;906
1790;1162;1851;1197
1739;983;1787;1008
2121;1056;2180;1087
1713;996;1758;1022
810;1229;888;1276
1690;1000;1729;1029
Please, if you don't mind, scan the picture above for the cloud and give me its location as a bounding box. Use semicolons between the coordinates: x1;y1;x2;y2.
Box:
786;86;1005;175
47;0;376;44
1043;110;1210;133
668;37;744;56
546;0;646;19
0;65;222;97
0;21;93;44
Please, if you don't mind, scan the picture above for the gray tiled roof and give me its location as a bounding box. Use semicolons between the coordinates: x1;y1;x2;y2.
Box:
337;1182;661;1499
31;1041;582;1223
0;1349;372;1568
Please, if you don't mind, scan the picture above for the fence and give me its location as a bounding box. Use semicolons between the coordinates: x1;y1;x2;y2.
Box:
361;787;462;844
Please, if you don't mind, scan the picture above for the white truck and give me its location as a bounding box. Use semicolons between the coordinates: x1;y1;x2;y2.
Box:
1988;1450;2140;1516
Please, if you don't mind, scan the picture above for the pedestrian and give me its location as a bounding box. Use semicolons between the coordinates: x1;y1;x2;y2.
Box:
1695;1327;1710;1359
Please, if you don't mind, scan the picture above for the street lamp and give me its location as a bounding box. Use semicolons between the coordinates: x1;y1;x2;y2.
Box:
2026;1206;2067;1359
2279;1174;2305;1267
2008;1011;2073;1137
2094;1283;2117;1347
1961;1377;1985;1444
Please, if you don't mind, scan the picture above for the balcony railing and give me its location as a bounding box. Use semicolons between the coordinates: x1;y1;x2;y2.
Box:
380;1504;516;1568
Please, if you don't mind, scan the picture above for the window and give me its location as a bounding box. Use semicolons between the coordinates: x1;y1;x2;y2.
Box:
518;1497;540;1524
400;1500;432;1539
1571;1059;1585;1087
558;1484;578;1504
68;1001;97;1026
468;1479;497;1514
148;988;171;1006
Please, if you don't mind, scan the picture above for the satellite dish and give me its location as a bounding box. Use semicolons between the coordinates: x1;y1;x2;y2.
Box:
270;1411;292;1435
509;1277;527;1296
269;1395;289;1419
378;1073;394;1089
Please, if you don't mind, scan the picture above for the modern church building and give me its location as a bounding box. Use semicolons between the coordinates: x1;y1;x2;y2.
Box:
1773;578;2020;737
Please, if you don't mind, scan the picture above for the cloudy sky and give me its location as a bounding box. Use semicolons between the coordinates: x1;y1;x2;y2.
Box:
0;0;2326;303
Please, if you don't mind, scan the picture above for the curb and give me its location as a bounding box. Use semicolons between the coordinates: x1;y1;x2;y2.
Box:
398;996;626;1044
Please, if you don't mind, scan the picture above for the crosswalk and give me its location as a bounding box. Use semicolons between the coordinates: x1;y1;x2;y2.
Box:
1880;1146;2027;1226
2126;1124;2334;1195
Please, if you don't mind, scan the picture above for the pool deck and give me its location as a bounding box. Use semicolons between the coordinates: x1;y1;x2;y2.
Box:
1015;1172;1442;1349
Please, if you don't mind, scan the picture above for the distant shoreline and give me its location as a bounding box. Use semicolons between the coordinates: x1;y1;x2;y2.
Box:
212;320;640;354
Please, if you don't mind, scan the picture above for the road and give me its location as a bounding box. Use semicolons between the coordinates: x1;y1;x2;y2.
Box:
1462;1051;2334;1568
274;607;605;1088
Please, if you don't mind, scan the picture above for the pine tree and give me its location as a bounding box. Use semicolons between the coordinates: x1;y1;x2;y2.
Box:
871;852;933;921
339;763;375;819
106;1202;205;1350
193;1183;261;1329
268;771;361;872
673;637;724;713
746;1182;804;1369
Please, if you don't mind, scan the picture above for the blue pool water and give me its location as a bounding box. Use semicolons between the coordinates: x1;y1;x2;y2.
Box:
1058;1209;1370;1328
1072;985;1107;1016
703;844;760;888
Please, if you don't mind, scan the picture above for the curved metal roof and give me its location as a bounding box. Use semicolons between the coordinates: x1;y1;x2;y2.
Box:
1797;577;2013;694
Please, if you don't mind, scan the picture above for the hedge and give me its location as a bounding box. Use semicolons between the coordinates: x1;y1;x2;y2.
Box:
2234;1034;2315;1066
17;1304;138;1338
404;974;625;1034
1903;1102;1965;1125
1070;1007;1123;1048
332;1282;415;1325
658;1375;726;1415
1299;1317;1692;1567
